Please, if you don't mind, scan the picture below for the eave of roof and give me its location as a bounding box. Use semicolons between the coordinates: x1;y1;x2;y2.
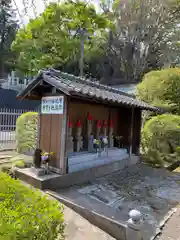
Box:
17;68;163;112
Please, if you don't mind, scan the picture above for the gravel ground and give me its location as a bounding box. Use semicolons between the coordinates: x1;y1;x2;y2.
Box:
72;164;180;239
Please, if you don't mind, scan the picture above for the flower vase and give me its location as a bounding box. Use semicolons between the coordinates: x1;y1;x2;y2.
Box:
97;146;101;157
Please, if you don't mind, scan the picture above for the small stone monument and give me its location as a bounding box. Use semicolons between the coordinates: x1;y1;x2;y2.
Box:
67;118;74;153
103;120;108;137
32;148;46;176
126;209;143;240
33;148;42;168
108;119;114;148
96;120;101;140
75;120;83;152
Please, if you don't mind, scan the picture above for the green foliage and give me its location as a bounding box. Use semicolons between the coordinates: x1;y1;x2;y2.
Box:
141;114;180;166
12;1;109;75
0;172;64;239
0;164;12;174
12;160;25;168
0;0;19;76
136;68;180;114
16;112;38;153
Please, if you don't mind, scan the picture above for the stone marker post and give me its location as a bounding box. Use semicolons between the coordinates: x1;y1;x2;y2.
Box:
87;112;93;152
75;120;83;152
96;120;101;140
108;120;114;148
126;209;143;240
67;119;74;153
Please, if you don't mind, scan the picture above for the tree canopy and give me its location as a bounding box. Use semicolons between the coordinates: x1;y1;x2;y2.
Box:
12;0;180;83
12;1;110;77
136;68;180;114
0;0;19;78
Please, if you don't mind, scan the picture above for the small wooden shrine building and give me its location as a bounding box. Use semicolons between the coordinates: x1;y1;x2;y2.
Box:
17;68;159;175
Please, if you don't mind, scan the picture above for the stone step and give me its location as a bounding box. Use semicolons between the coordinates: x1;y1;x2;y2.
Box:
68;155;129;173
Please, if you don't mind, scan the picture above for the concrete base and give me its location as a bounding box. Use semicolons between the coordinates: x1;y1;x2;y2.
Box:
47;190;127;240
16;157;130;190
129;155;140;165
30;167;46;177
68;148;128;173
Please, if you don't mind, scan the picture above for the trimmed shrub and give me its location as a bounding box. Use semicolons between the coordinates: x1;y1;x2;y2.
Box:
0;172;64;239
142;114;180;166
16;112;38;153
136;68;180;114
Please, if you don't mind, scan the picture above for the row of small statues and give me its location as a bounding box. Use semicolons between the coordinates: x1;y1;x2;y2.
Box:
67;128;114;153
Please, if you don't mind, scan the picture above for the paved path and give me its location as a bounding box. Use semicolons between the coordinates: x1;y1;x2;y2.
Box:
64;206;115;240
156;207;180;240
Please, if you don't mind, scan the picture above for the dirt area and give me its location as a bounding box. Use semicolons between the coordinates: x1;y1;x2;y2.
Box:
54;164;180;240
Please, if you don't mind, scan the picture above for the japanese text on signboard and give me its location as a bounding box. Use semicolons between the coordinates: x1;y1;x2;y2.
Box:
41;96;64;114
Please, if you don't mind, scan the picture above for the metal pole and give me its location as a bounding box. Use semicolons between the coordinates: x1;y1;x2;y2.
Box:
79;34;84;77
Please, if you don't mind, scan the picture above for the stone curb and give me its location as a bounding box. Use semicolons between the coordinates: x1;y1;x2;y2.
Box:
46;190;127;240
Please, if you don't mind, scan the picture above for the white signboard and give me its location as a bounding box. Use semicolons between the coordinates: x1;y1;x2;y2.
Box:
41;96;64;114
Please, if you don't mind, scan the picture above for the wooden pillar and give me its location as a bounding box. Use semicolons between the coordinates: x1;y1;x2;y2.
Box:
129;108;134;155
132;108;142;155
59;96;68;174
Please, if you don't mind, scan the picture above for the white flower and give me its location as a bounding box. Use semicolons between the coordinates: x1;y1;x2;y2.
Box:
102;138;108;145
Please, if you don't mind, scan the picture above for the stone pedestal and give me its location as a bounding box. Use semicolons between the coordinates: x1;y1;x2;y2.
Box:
31;167;46;177
126;210;143;240
96;120;101;140
108;127;114;148
87;120;93;152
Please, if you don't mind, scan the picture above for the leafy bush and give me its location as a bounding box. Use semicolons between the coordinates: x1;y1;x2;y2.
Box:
16;112;38;153
136;68;180;114
12;160;25;168
142;114;180;166
0;172;64;239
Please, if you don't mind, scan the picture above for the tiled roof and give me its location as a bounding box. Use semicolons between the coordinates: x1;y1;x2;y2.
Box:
18;68;161;112
0;88;40;110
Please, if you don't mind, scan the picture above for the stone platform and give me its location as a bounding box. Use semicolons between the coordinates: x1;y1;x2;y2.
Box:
68;148;129;173
16;155;130;190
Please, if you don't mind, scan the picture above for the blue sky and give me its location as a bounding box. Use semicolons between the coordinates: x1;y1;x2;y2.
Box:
14;0;101;25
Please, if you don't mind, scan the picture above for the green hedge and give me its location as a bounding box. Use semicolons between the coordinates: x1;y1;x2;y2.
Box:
136;68;180;114
16;112;38;153
142;114;180;166
0;172;64;239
